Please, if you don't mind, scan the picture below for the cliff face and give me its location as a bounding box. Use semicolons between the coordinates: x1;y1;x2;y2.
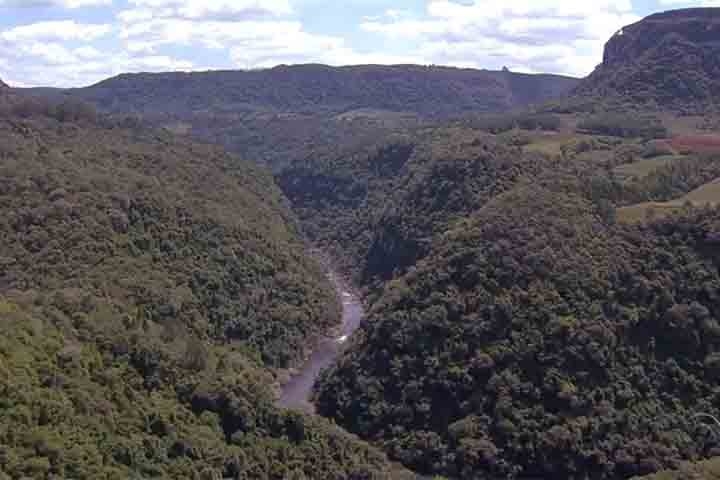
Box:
577;8;720;111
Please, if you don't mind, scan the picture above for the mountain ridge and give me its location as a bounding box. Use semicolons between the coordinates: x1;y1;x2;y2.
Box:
24;64;578;170
74;64;579;118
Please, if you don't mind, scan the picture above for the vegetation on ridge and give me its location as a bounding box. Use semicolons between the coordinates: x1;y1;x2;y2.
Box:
27;65;578;171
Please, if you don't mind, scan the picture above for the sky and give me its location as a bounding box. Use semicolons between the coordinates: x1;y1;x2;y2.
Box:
0;0;716;87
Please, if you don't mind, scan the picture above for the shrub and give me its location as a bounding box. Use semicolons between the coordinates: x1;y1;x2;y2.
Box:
466;113;562;134
641;140;675;158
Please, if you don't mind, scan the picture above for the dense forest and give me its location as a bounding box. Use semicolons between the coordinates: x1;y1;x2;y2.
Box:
27;65;577;171
6;6;720;480
62;65;578;118
0;90;403;479
277;125;550;286
312;121;720;478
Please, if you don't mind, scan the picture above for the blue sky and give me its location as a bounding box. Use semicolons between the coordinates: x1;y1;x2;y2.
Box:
0;0;715;87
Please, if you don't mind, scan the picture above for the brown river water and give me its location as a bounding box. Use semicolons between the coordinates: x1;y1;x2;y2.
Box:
277;269;434;480
278;270;364;412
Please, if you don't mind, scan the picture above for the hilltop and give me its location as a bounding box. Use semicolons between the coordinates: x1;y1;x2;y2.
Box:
575;8;720;112
73;64;578;118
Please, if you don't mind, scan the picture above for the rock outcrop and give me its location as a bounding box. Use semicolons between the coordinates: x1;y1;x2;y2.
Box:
576;8;720;111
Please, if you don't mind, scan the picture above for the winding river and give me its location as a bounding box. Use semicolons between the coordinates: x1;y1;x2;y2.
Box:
278;270;364;412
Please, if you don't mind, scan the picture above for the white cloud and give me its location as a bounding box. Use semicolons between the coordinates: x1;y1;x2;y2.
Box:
1;20;112;41
363;8;411;22
360;0;640;77
0;41;192;86
117;8;154;23
228;27;422;68
112;0;354;74
658;0;720;5
124;0;292;19
116;15;423;70
0;18;190;87
74;45;104;58
0;0;111;7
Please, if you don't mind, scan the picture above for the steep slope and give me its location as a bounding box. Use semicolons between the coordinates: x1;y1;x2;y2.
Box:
277;125;550;284
634;458;720;480
306;108;720;479
0;95;399;478
316;175;720;479
576;8;720;112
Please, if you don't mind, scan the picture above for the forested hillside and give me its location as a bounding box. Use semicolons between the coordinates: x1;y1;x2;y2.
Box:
277;124;551;285
305;106;720;478
0;89;400;479
28;65;577;170
7;6;720;480
71;65;578;118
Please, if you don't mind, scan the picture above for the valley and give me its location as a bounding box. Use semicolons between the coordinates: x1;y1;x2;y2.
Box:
4;5;720;480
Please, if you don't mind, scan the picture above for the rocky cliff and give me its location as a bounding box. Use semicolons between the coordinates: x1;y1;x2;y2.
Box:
576;8;720;111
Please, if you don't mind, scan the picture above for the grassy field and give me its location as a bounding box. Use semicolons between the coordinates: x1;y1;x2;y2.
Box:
617;201;687;223
633;457;720;480
614;155;684;182
522;132;597;156
659;113;709;135
618;178;720;223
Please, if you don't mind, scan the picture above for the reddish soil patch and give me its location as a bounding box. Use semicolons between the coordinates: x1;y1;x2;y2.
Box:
671;135;720;153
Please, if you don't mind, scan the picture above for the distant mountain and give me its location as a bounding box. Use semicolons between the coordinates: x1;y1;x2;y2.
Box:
576;8;720;111
0;78;8;89
71;64;579;118
27;65;575;170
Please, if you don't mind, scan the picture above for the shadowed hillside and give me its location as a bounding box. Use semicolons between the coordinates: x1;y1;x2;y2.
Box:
277;124;551;285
